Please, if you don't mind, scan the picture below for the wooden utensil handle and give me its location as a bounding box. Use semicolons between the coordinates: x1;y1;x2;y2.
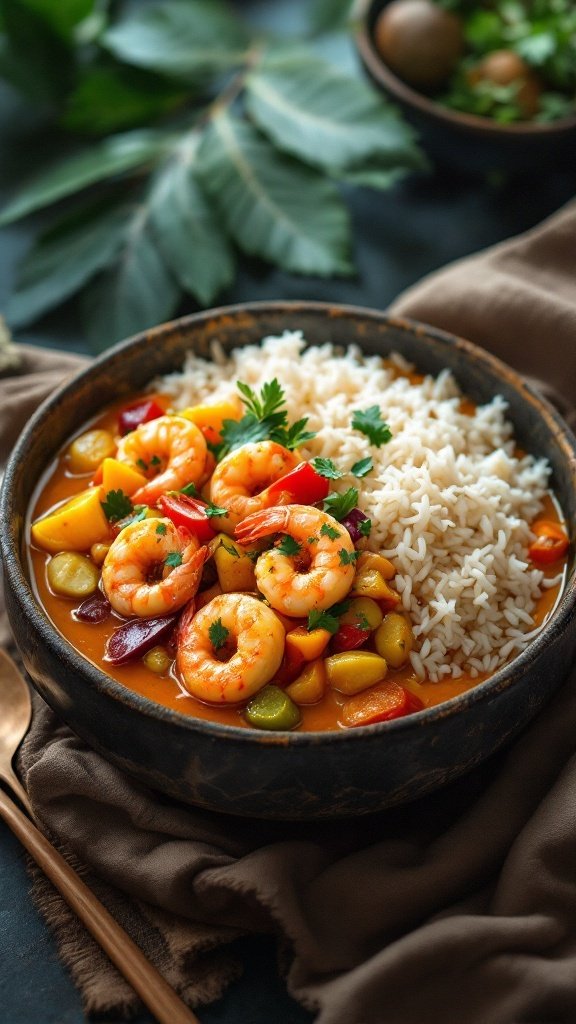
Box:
0;787;200;1024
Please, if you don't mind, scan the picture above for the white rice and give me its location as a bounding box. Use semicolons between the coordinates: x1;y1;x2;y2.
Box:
156;331;563;682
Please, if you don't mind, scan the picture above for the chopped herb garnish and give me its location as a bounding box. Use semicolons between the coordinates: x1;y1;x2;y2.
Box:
155;522;167;535
359;517;372;538
351;456;373;478
220;540;240;558
307;535;318;544
357;613;371;632
320;522;341;540
101;489;133;522
311;457;343;480
136;458;148;471
277;535;302;557
204;501;228;519
323;487;359;521
180;482;198;497
150;454;162;466
307;609;340;634
208;617;229;651
339;548;361;565
218;379;316;458
352;406;392;447
165;551;183;568
328;600;350;617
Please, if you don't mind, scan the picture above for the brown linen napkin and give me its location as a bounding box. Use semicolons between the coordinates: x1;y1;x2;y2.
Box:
3;199;576;1023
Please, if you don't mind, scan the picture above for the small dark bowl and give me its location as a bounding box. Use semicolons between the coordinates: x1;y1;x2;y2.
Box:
355;0;576;175
2;301;576;819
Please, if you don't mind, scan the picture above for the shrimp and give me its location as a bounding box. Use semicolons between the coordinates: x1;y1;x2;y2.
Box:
208;441;300;535
235;504;356;617
102;517;206;618
177;593;285;704
116;415;207;504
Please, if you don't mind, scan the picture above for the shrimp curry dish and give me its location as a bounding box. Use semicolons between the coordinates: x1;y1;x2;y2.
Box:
27;334;569;732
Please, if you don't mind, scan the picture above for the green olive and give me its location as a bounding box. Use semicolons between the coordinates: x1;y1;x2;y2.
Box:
244;685;301;731
143;646;173;674
47;552;100;598
374;0;465;90
374;613;413;668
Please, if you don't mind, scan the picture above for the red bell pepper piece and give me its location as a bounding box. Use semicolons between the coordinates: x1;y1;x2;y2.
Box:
331;623;371;653
118;398;164;436
528;520;569;565
342;681;424;728
158;493;217;543
266;462;330;506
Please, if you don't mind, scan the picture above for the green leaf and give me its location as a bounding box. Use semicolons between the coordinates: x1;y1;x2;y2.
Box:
307;609;340;634
320;522;341;540
21;0;95;40
338;548;360;565
208;616;229;650
149;144;235;306
102;0;249;82
0;129;174;225
358;517;372;538
311;457;343;480
81;205;181;351
246;48;424;174
237;378;285;419
351;406;392;447
277;535;302;557
155;522;167;535
165;551;183;568
323;487;359;521
307;0;355;34
6;203;131;328
0;0;74;102
204;501;227;518
351;456;373;478
101;489;132;522
197;110;353;277
62;66;186;136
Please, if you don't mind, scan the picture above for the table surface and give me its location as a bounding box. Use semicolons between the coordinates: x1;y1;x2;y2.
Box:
1;2;575;1021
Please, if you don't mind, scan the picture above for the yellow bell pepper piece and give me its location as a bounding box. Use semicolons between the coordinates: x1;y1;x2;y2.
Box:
286;659;327;704
31;488;110;554
213;534;257;592
100;457;147;497
179;397;243;446
285;626;331;661
325;650;387;694
355;551;396;580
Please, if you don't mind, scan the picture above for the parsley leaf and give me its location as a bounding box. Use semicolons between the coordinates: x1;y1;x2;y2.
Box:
311;457;343;480
165;551;183;568
323;487;358;521
277;535;302;557
209;617;229;651
220;540;240;558
218;379;316;458
328;600;350;617
352;406;392;447
155;522;167;535
101;489;133;522
339;548;360;565
359;517;372;538
351;456;373;478
276;417;316;450
237;378;285;419
320;522;340;540
204;501;228;518
307;609;340;634
180;481;198;497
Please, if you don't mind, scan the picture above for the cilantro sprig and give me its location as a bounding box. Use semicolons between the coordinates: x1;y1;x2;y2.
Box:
204;501;228;519
165;551;183;568
307;609;340;634
352;406;392;447
209;618;230;651
323;487;359;521
101;489;133;522
311;457;343;480
217;379;316;459
277;535;302;557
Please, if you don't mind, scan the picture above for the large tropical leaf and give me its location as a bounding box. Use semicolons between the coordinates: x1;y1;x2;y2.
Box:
81;207;180;351
0;129;175;225
6;202;132;327
21;0;95;40
62;67;186;135
246;48;424;173
196;110;353;277
308;0;355;35
149;143;235;306
102;0;250;81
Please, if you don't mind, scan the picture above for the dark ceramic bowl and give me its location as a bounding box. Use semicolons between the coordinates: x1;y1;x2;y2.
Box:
2;302;576;819
355;0;576;174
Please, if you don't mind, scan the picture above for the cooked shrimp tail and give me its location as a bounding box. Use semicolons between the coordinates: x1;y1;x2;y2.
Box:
234;505;292;546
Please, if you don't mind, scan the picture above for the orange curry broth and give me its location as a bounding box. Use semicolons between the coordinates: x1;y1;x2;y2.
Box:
27;393;567;732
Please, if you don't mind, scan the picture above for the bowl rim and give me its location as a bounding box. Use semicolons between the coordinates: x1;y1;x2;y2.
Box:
2;298;576;749
354;0;576;137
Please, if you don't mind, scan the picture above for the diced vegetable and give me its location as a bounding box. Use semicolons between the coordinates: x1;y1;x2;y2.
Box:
286;659;326;704
158;493;217;543
67;430;115;474
118;398;164;435
285;625;331;661
100;457;147;497
331;623;371;653
105;614;178;665
244;685;301;730
528;520;569;565
212;534;257;592
340;507;372;542
143;646;173;674
31;488;110;553
355;551;395;579
74;591;111;623
179;397;243;446
274;642;305;684
324;650;387;694
265;462;330;506
90;542;111;565
374;613;413;668
340;596;383;631
47;552;100;599
350;567;400;604
341;681;424;728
